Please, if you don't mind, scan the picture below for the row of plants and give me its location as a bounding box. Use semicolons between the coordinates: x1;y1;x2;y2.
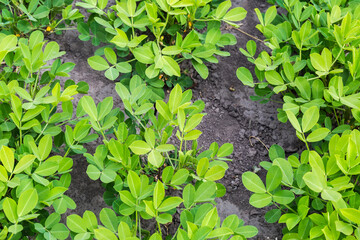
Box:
0;0;258;239
238;0;360;239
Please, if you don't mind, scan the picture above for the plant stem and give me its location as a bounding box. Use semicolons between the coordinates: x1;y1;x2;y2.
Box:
228;26;266;44
333;107;340;126
157;14;169;50
302;133;310;151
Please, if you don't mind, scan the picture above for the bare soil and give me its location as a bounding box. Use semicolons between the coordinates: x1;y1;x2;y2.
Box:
51;0;302;238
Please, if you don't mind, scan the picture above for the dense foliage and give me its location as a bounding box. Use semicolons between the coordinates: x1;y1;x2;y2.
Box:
0;31;90;239
65;84;257;239
77;0;246;90
0;0;83;35
238;0;360;239
0;0;257;238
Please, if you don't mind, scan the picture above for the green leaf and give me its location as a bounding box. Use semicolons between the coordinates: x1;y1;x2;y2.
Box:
168;84;182;114
266;166;282;192
158;197;183;212
156;100;172;120
86;165;101;180
133;47;154;64
83;211;98;231
265;209;281;223
66;215;87;233
101;169;116;183
286;111;302;133
273;158;294;185
184;114;204;132
183;184;195;209
127;170;141;198
154;181;165;209
0;165;8;182
94;228;118;240
223;7;247;21
303;172;325;192
45;213;61;229
162;56;180;77
34;160;58;176
156;144;175;152
249;193;272;208
33;5;49;19
295;77;311;100
99;208;118;232
0;146;14;173
50;223;69;240
236;67;254;87
264;6;277;25
156;213;172;224
116;62;132;73
162;46;182;55
111;29;129;48
129;140;151;155
81;96;98;120
29;31;44;49
194;181;216;202
13;155;36;174
217;143;233;157
265;70;284;85
105;68;119;81
192;60;208;79
335;221;353;236
148;150;163;167
339;208;360;224
3;198;18;223
171;169;189;185
283;62;295;82
307;128;330;142
236;225;258;238
302;106;319;133
104;48;117;65
207;227;234;238
215;0;231;19
184;130;202;140
310;53;326;72
88;56;109;71
38;135;52;161
135;103;153;115
204;166;226;181
273;190;294;204
197;158;209;178
242;172;266;193
0;35;17;51
17;188;38;217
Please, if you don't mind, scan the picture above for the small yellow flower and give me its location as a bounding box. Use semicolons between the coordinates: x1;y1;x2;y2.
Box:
187;14;191;18
15;33;20;37
46;26;52;32
161;36;164;41
188;21;192;28
159;74;163;79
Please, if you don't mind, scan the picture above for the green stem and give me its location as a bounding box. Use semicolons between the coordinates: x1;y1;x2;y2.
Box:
97;120;108;142
333;108;340;126
35;105;56;142
302;133;310;151
135;207;138;237
131;17;135;38
157;14;169;49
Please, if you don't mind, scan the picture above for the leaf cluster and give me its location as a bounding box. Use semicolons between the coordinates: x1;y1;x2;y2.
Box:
68;83;257;239
238;1;360;239
0;0;83;35
78;0;246;89
0;32;91;239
